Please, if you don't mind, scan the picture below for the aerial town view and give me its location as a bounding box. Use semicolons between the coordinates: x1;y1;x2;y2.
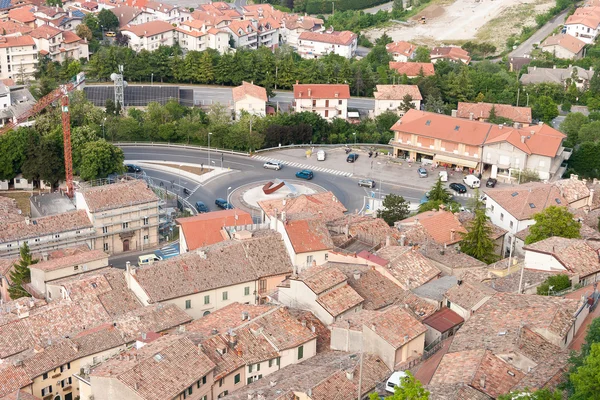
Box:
1;0;600;398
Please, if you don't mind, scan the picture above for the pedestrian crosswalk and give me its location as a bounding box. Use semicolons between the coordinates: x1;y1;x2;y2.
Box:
253;155;353;177
453;192;474;198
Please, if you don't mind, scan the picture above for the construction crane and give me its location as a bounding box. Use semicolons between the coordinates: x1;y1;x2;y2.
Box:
0;73;86;197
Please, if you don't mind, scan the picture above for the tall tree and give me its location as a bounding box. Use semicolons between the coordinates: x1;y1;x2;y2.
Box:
400;94;415;113
414;47;430;63
78;140;125;181
97;9;119;31
75;24;93;41
559;112;589;145
570;342;600;400
377;193;410;226
424;94;444;113
428;178;450;202
460;198;498;264
525;206;581;244
532;95;559;124
8;243;38;299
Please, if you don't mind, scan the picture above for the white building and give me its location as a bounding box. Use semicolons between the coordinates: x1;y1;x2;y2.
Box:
541;33;586;59
30;25;89;62
293;83;350;121
297;29;357;59
121;20;176;52
232;81;268;118
373;84;422;117
385;41;416;62
175;26;230;54
280;15;323;48
564;7;600;44
225;19;258;49
0;36;38;82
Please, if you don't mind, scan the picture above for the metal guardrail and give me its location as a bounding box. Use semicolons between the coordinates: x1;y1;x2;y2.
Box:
254;143;393;154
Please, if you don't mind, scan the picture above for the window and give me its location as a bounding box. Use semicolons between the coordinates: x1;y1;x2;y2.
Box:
269;359;273;367
312;100;316;107
54;234;60;238
204;295;210;304
76;230;80;234
491;205;495;212
510;221;514;229
61;377;72;387
306;255;313;264
102;226;108;234
42;372;48;380
500;213;504;221
185;300;191;309
222;291;228;301
74;266;79;271
325;253;328;261
103;243;109;251
188;387;193;395
339;99;342;105
41;386;53;396
247;377;253;385
249;364;253;373
197;376;207;388
122;222;129;229
276;357;280;366
298;345;304;360
256;363;260;371
244;286;250;296
219;378;224;387
446;300;451;308
234;373;241;384
143;217;149;225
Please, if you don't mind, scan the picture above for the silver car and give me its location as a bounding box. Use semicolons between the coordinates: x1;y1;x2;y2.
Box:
358;179;375;188
263;161;283;170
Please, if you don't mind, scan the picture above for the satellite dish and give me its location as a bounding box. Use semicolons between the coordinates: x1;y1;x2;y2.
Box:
110;73;117;81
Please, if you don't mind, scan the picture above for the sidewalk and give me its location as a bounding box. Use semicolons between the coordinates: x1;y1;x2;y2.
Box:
565;285;600;351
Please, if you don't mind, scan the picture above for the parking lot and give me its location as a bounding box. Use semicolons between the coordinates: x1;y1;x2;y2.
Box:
253;147;482;198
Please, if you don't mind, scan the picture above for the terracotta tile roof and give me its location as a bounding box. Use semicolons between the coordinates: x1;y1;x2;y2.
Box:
0;36;35;49
445;280;495;311
524;237;600;278
8;7;35;23
29;24;61;38
374;84;422;101
245;307;317;350
282;14;323;30
62;30;83;43
327;215;402;246
79;180;159;212
112;5;141;27
0;258;17;285
485;182;567;221
30;248;107;272
298;30;357;45
317;284;364;317
376;246;442;290
199;334;245;379
0;390;38;400
521;66;594;85
259;192;346;222
385;41;416;58
297;264;347;294
391;109;491;146
389;62;435;77
542;33;586;55
431;46;471;63
565;12;600;28
368;306;426;348
423;307;464;333
331;309;380;331
484;268;555;293
485;123;565;157
0;364;32;398
232;81;268;103
456;102;532;124
286;218;334;253
176;209;253;250
134;232;292;302
293;84;351;100
185;302;275;337
287;309;330;352
112;304;192;342
122;20;174;37
0;196;23;224
233;327;279;364
356;250;389;266
227;19;255;36
0;20;32;35
401;210;467;245
428;384;492;400
553;176;591;204
91;335;216;400
420;244;488;271
449;293;579;355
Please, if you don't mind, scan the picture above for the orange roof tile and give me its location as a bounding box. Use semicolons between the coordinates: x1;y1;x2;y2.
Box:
8;7;36;23
285;219;333;253
374;84;422;101
0;36;35;48
0;20;32;35
368;306;427;348
29;24;62;39
385;41;416;57
485;123;565;157
293;84;350;100
62;30;83;44
258;192;347;222
298;30;356;46
316;284;363;317
227;19;255;37
485;182;567;220
422;307;464;333
542;33;586;55
122;20;173;37
232;81;268;103
456;102;532;124
400;210;467;245
431;46;471;63
389;62;435;77
175;209;253;250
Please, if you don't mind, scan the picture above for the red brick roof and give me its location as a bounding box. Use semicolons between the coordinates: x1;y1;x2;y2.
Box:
232;81;268;103
485;123;565;157
422;307;464;333
0;36;35;48
176;209;253;250
0;365;32;398
542;33;586;55
401;210;467;245
456;102;532;124
80;180;159;212
386;41;416;57
431;46;471;63
8;7;36;23
375;246;441;290
293;84;350;100
485;182;567;221
29;24;61;39
368;306;427;348
298;30;356;45
30;248;107;272
316;284;363;317
258;192;347;222
62;30;84;44
285;219;333;254
374;84;422;101
389;62;435;77
122;20;174;37
296;265;347;294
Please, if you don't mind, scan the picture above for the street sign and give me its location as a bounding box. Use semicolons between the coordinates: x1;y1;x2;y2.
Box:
371;191;375;198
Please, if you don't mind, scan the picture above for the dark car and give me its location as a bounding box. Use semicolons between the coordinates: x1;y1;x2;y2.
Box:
215;198;233;209
195;201;209;213
486;178;498;188
125;164;142;173
450;183;467;194
346;153;359;163
295;170;314;180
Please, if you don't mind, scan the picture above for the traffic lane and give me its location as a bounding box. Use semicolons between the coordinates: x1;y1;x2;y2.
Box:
122;148;261;170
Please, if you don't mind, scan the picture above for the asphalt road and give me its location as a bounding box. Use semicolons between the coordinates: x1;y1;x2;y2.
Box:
509;8;570;58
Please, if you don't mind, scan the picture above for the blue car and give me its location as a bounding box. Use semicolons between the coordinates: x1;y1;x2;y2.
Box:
195;201;209;213
295;170;314;180
215;198;233;209
125;164;142;173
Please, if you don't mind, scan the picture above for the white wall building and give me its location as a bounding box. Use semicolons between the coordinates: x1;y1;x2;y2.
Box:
232;81;268;118
293;83;350;121
121;20;176;52
297;29;357;59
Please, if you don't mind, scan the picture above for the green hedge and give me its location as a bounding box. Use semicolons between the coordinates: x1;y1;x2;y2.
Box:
296;0;389;14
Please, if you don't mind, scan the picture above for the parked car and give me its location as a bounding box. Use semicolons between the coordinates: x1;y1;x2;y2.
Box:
439;170;448;182
295;170;314;180
358;179;375;188
215;198;233;209
263;161;283;170
346;153;359;163
125;164;142;173
105;31;116;37
317;150;326;161
386;371;408;393
463;174;481;189
195;201;209;213
417;167;428;178
450;183;467;193
486;178;498;188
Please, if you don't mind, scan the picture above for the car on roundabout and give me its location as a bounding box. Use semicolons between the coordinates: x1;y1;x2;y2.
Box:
263;161;283;170
215;198;233;209
295;170;314;180
358;179;375;188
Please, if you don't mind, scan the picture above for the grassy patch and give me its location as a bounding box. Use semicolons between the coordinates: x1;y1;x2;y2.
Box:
0;191;32;215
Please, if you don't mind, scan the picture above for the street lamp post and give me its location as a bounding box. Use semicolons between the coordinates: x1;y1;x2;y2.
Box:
208;132;212;168
102;117;107;139
353;132;356;146
151;73;154;85
227;186;232;206
178;164;183;193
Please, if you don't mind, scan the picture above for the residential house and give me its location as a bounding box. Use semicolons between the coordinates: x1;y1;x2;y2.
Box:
280;218;334;268
175;27;230;54
0;36;38;82
0;210;95;259
443;279;496;320
111;5;155;28
254;17;280;49
331;306;427;370
0;83;37;128
564;6;600;44
397;209;468;247
280;14;323;48
430;46;471;64
523;236;600;287
224;350;391;400
278;263;364;324
7;7;36;27
293;83;350;121
385;41;416;62
553;174;599;210
421;307;464;346
258;191;347;224
541;33;587;59
121;20;176;52
327;215;403;252
520;65;595;88
176;209;253;253
389;61;435;78
30;25;88;63
0;20;33;36
126;231;293;318
373;246;442;290
85;335;216;400
412;276;458;308
225;20;258;49
76;179;160;255
454;102;532;126
297;29;357;59
141;1;182;25
232;81;268;118
373;84;422;117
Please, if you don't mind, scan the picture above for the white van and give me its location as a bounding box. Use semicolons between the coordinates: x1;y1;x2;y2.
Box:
439;170;448;182
463;174;480;189
317;150;326;161
138;254;162;266
386;371;407;393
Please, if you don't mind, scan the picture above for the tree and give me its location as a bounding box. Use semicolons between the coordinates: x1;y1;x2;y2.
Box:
460;208;498;264
414;47;431;63
400;94;415;113
97;9;119;31
377;193;410;226
559;112;589;145
75;24;92;41
370;371;429;399
392;0;404;12
525;206;581;245
78;140;125;181
105;99;116;115
424;95;444;113
536;274;571;295
578;121;600;143
428;178;450;202
570;342;600;400
498;389;562;400
532;95;558;124
8;243;38;299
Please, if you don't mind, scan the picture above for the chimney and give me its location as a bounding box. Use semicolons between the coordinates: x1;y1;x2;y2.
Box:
400;235;406;246
469;112;473;120
242;311;249;321
269;380;277;387
25;217;30;225
307;88;311;96
345;370;354;380
212;328;218;335
353;271;361;280
513;122;520;129
248;394;254;400
479;375;486;388
141;332;146;340
589;189;595;208
371;324;376;332
538;121;543;126
281;211;286;222
520;135;526;143
530;130;535;135
311;325;316;333
385;235;391;247
450;229;455;242
134;382;140;390
301;319;307;327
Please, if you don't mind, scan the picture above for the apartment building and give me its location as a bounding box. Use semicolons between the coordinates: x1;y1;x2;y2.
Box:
30;25;89;62
297;29;357;59
293;83;350;121
175;26;230;54
373;84;422;117
541;33;587;59
225;20;258;49
121;20;176;52
75;179;160;255
0;36;38;82
564;6;600;44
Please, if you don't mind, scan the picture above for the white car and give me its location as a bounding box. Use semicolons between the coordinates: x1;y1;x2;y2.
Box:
263;161;283;170
317;150;326;161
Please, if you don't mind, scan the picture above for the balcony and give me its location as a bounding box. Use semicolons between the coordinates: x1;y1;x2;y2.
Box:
559;147;573;161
